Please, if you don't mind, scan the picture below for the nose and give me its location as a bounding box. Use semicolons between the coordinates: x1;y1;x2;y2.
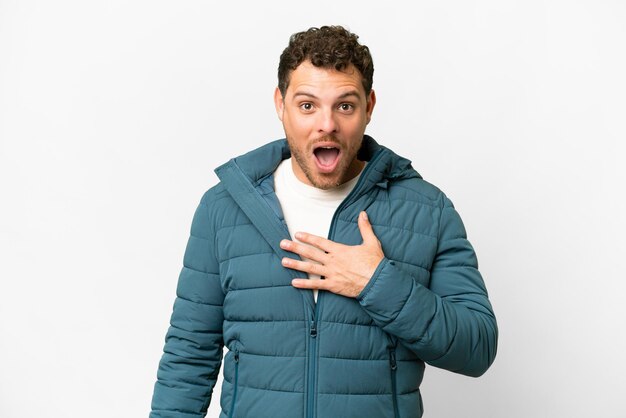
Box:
316;108;338;134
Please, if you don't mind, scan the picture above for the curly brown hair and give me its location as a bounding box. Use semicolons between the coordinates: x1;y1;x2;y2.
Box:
277;26;374;97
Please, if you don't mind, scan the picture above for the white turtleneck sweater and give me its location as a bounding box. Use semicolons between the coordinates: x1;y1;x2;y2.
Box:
273;158;362;302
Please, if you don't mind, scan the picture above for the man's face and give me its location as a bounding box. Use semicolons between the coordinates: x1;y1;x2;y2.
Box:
274;60;376;190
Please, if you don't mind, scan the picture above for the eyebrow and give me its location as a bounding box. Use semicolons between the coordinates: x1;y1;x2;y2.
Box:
292;90;361;100
337;91;361;100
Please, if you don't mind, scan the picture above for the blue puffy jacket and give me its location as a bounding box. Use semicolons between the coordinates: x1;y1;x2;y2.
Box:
150;136;498;418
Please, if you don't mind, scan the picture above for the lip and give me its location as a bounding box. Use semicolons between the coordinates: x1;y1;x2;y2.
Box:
312;141;342;174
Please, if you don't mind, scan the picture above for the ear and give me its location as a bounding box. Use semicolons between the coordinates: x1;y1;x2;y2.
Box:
365;89;376;125
274;87;285;122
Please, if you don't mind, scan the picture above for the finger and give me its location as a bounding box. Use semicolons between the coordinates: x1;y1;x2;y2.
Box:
358;211;379;245
280;239;328;262
282;257;325;276
291;278;329;290
293;232;337;252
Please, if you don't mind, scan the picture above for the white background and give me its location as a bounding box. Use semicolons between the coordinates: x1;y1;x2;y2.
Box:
1;1;625;417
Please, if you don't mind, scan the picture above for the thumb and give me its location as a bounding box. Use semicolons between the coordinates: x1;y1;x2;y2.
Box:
358;211;379;245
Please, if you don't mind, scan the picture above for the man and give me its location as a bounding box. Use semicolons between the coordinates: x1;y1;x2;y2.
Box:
150;26;497;418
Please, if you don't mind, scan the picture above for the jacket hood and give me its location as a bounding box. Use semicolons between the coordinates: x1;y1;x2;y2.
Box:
217;135;422;186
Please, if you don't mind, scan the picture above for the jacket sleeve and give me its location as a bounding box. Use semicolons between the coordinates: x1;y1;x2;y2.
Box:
356;195;497;377
151;194;225;417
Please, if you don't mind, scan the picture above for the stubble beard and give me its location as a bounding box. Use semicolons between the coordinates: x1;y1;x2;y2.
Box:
287;134;363;190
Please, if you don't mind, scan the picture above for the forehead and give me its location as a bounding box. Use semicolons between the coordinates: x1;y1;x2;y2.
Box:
286;61;365;98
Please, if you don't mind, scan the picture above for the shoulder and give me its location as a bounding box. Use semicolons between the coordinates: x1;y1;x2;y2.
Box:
196;182;249;229
199;182;230;207
197;182;237;214
387;175;450;210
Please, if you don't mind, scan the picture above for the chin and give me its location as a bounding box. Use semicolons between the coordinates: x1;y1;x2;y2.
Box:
306;172;344;190
312;180;341;190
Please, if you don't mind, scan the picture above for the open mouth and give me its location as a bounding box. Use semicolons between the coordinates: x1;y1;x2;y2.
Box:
313;144;341;173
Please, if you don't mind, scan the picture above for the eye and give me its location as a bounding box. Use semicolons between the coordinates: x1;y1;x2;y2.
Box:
338;103;354;112
300;102;314;112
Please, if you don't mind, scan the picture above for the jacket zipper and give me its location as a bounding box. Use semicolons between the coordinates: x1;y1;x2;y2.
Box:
307;303;319;418
229;349;240;418
303;150;386;418
389;347;400;418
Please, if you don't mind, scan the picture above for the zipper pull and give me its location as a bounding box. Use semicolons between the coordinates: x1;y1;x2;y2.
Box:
234;350;240;363
310;320;317;338
389;349;397;371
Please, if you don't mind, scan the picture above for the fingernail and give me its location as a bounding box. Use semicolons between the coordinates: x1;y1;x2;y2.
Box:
361;211;368;221
280;240;288;248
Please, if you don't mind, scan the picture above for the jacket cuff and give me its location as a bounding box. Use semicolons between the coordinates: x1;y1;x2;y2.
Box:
356;257;415;326
356;257;389;302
